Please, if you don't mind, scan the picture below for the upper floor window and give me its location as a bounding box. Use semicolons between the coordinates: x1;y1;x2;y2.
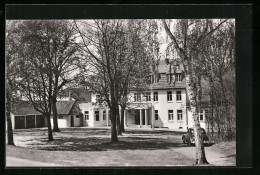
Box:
177;110;183;121
155;110;159;120
167;91;172;101
58;116;63;119
103;110;106;120
95;111;99;121
176;73;182;82
154;92;158;101
134;93;141;102
84;111;89;120
176;91;182;101
145;92;151;101
150;75;154;83
199;110;204;121
168;110;174;121
96;95;100;103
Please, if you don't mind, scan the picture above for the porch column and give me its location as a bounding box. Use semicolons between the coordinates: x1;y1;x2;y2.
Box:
124;109;127;126
24;116;27;129
140;109;143;127
35;115;37;128
106;108;109;127
145;109;148;125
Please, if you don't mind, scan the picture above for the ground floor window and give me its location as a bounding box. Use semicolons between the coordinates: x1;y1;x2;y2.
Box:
95;111;99;121
85;111;89;120
177;110;183;121
155;110;158;120
103;110;106;120
168;110;174;121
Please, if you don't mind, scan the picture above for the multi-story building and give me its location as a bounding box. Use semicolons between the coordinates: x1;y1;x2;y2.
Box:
80;60;207;130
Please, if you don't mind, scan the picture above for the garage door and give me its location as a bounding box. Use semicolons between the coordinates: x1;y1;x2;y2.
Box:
36;115;45;128
26;115;35;128
15;116;25;129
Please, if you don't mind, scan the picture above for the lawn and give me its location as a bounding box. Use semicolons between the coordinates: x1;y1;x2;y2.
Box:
6;127;236;167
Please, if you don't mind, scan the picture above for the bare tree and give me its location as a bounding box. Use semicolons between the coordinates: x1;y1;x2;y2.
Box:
162;19;230;164
74;19;151;142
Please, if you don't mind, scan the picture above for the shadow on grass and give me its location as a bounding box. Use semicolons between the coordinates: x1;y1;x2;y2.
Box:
26;136;189;152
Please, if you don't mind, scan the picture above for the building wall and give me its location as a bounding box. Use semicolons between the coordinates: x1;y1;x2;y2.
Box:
79;102;111;127
127;88;188;129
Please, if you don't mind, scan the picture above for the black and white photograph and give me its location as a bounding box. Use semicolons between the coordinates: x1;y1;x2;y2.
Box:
4;5;247;168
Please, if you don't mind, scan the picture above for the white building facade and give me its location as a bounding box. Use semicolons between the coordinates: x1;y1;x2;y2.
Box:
79;60;207;130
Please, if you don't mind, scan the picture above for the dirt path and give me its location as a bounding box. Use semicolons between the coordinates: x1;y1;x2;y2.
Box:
174;145;236;166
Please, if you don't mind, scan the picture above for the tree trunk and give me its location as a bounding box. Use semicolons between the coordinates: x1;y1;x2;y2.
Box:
52;97;60;132
120;106;125;132
6;58;15;146
116;109;122;135
46;114;53;141
110;106;119;142
186;73;209;165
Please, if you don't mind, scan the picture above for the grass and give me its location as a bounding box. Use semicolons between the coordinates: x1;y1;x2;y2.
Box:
6;127;236;166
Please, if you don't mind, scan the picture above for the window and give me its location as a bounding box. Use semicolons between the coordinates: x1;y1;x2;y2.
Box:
168;110;174;121
175;73;182;82
84;111;89;120
177;110;183;121
76;115;79;118
167;91;172;101
96;95;100;103
154;92;158;101
176;91;182;101
109;110;111;120
150;75;154;83
145;92;151;101
134;93;141;102
103;110;106;120
167;74;170;83
95;111;99;121
58;116;63;119
199;110;204;121
155;110;158;120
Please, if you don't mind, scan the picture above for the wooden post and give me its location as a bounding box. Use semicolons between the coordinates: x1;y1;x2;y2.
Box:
35;115;37;128
140;109;143;127
106;108;109;127
24;116;27;129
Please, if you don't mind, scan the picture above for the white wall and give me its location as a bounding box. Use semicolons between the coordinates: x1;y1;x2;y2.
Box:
128;89;188;129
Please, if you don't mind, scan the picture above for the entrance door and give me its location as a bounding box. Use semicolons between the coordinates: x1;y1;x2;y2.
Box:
15;116;25;129
142;109;145;125
135;110;140;125
70;116;74;127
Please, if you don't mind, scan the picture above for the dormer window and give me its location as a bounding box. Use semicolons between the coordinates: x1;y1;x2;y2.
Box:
175;73;182;82
150;75;154;83
96;94;100;103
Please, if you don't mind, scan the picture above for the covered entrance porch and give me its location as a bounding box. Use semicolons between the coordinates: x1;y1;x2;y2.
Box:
123;103;153;128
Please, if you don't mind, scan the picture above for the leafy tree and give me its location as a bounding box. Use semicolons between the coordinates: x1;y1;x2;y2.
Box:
162;19;229;164
16;20;80;140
